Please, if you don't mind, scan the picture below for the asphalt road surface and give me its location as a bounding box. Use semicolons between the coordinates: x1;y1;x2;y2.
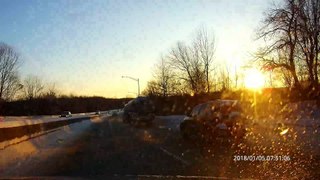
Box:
1;114;319;179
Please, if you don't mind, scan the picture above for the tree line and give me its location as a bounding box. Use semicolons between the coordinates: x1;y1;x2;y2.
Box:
0;42;133;115
144;0;320;99
0;96;131;116
143;27;237;97
0;42;61;101
257;0;320;95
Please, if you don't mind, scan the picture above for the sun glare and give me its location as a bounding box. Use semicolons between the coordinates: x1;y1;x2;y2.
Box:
244;68;265;90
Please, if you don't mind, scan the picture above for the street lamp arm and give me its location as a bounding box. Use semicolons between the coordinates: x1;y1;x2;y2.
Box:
122;76;138;82
121;75;140;96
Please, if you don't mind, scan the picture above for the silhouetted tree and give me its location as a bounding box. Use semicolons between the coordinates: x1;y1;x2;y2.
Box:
2;72;22;101
257;0;301;89
219;63;232;90
0;42;20;100
168;41;208;94
257;0;320;91
142;80;159;96
144;27;217;95
43;82;59;98
22;75;44;100
149;56;181;96
296;0;320;89
193;27;216;93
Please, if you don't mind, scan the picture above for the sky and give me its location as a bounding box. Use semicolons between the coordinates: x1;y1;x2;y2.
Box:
0;0;277;98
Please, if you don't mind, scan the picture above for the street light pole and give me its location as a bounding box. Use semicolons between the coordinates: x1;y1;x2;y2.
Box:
137;78;140;96
122;75;140;97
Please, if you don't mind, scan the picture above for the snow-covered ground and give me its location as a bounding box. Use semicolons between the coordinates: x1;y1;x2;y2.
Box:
0;111;109;128
0;119;95;172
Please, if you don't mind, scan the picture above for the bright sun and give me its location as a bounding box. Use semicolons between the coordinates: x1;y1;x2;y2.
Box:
244;68;265;90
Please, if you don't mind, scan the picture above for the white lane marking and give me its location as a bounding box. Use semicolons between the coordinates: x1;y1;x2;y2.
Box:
158;147;190;166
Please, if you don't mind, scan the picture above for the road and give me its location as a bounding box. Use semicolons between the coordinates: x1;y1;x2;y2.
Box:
0;114;319;179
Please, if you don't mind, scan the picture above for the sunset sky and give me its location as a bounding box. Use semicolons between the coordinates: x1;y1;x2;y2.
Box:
0;0;278;98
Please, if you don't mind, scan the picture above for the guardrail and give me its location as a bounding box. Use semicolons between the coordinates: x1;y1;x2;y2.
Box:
0;115;100;149
0;109;122;149
0;116;94;142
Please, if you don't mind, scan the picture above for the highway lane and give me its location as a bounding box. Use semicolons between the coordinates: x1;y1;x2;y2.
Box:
1;115;192;178
1;114;235;179
1;114;320;179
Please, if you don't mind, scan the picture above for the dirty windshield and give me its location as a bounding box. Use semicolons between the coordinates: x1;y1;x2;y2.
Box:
1;0;320;179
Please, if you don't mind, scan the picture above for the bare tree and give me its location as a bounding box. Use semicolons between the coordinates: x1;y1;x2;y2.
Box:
168;41;207;94
142;80;159;96
257;0;302;89
2;72;23;101
143;56;181;96
193;27;216;93
23;75;44;100
234;66;239;89
281;68;294;87
43;82;59;98
0;43;20;100
168;42;195;93
296;0;320;89
154;56;181;96
218;63;231;90
257;0;320;91
146;27;216;95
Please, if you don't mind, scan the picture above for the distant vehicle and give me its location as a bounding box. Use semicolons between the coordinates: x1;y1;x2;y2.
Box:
60;111;72;118
95;110;101;115
122;96;155;125
180;99;246;143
